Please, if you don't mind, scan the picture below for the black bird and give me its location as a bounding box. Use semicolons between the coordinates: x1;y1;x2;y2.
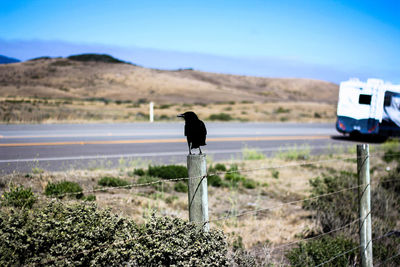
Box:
177;111;207;154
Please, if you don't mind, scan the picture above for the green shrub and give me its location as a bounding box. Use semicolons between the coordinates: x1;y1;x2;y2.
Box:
373;233;400;266
214;163;227;171
303;166;400;265
98;176;130;187
44;181;83;199
208;174;224;187
223;164;249;187
314;112;322;118
165;195;178;204
225;172;244;183
0;202;228;266
208;113;233;121
159;114;169;120
1;184;37;209
303;171;358;232
174;181;188;193
383;149;400;163
207;164;228;187
242;179;257;189
274;107;290;114
380;169;400;194
271;170;280;179
133;168;145;176
225;173;246;187
158;104;172;109
286;235;357;266
148;165;188;180
84;194;96;201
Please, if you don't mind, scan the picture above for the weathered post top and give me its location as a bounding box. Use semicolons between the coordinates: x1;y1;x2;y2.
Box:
187;154;209;231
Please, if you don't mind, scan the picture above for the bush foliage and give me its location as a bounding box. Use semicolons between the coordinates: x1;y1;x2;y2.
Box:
286;235;357;267
208;164;227;187
303;171;358;232
1;184;37;209
0;202;228;266
300;158;400;266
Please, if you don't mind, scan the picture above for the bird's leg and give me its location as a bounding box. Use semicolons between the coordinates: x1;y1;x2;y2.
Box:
199;147;202;154
188;141;192;155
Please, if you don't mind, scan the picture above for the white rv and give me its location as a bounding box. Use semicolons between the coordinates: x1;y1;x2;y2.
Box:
336;78;400;137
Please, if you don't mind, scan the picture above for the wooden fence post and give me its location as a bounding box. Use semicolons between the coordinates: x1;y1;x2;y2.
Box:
187;154;209;231
357;144;373;267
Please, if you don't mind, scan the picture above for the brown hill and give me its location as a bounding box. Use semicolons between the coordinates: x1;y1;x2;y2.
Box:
0;56;338;104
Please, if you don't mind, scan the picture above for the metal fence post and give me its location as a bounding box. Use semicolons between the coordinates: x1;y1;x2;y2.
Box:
357;144;373;267
187;154;209;231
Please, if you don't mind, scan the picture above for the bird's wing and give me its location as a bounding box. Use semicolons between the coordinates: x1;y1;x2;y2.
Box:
200;120;207;136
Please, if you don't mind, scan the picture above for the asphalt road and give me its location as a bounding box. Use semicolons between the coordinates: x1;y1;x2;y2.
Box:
0;122;361;174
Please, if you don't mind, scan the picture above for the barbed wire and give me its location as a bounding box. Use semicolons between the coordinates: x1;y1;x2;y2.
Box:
210;156;357;177
314;230;400;267
314;245;360;267
40;175;192;199
39;155;358;199
271;218;361;252
208;184;362;223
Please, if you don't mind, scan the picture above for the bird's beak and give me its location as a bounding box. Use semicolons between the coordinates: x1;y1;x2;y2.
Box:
177;114;184;118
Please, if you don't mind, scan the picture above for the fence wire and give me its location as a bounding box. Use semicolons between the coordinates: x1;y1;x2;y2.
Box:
7;147;400;265
313;230;400;267
271;218;361;252
208;184;361;223
41;155;357;199
314;245;360;267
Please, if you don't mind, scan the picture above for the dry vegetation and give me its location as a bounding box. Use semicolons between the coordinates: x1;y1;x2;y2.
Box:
0;97;336;123
1;143;396;262
0;56;338;123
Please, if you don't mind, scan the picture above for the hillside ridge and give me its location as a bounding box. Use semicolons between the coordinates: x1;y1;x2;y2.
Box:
0;55;20;64
0;54;339;104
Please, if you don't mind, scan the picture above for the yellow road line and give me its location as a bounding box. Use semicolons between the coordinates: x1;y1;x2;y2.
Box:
0;132;172;139
0;135;330;147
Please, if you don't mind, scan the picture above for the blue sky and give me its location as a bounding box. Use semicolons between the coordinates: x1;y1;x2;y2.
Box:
0;0;399;83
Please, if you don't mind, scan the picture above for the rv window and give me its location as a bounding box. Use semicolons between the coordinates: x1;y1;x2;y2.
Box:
384;94;392;106
359;94;371;105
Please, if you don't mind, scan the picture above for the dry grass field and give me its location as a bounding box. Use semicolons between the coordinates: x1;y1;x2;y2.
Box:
0;55;338;123
0;97;336;123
